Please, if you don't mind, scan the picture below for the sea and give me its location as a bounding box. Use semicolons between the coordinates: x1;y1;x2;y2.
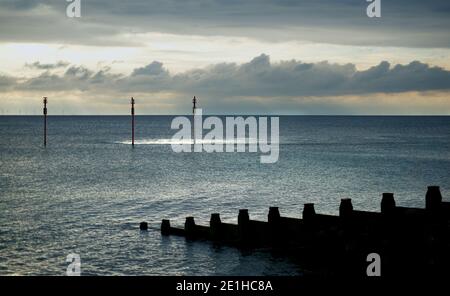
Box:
1;115;449;275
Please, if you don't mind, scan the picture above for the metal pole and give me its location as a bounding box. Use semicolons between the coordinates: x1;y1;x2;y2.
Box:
192;96;197;145
43;97;47;147
131;97;135;147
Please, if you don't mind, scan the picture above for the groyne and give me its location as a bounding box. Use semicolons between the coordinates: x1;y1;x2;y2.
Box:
151;186;450;276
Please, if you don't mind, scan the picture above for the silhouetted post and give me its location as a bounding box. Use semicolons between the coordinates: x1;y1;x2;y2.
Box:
192;96;197;145
303;203;316;222
43;97;47;147
238;209;250;243
380;193;396;237
268;207;281;244
268;207;281;224
340;198;354;236
381;193;396;215
339;198;353;219
131;97;135;147
210;213;222;240
185;217;196;238
140;221;148;231
238;209;249;225
426;186;442;213
161;219;171;235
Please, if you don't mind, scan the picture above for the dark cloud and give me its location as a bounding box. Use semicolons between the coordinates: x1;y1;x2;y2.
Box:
18;65;122;91
64;66;93;79
350;61;450;93
0;0;449;47
25;61;70;70
163;55;450;96
6;55;450;97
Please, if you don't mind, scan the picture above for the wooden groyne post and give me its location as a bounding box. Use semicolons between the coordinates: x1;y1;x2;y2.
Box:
426;185;442;213
155;186;450;275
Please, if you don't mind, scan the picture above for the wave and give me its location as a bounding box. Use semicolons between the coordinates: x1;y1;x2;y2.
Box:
116;138;277;145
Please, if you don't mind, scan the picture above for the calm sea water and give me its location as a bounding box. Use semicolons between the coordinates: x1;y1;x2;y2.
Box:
1;116;449;275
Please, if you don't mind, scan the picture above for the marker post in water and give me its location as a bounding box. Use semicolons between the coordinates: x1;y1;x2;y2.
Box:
43;97;48;147
192;96;197;145
131;97;135;147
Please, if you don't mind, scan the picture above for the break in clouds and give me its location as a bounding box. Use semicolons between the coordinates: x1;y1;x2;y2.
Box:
3;54;450;97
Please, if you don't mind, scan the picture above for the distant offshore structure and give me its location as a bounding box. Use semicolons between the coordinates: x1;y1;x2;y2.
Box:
149;186;450;277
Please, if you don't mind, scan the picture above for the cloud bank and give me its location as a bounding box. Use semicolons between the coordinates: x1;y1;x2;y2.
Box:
0;0;449;47
3;55;450;98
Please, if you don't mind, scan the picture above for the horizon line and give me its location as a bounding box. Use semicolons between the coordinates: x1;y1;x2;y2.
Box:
1;114;450;117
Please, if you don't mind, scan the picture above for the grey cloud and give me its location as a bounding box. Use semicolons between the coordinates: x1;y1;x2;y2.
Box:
0;0;449;47
0;2;136;46
19;65;124;92
350;61;450;93
25;61;70;70
7;55;450;97
0;0;40;10
64;66;93;79
132;61;168;76
163;55;450;96
20;72;68;91
0;75;17;92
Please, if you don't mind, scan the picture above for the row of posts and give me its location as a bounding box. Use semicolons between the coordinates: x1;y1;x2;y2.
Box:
41;97;136;147
149;186;444;236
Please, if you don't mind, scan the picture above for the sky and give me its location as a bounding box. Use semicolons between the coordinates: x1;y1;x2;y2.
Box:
0;0;450;115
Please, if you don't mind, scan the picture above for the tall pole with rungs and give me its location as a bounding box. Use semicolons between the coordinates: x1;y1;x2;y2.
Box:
43;97;47;147
131;97;135;147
